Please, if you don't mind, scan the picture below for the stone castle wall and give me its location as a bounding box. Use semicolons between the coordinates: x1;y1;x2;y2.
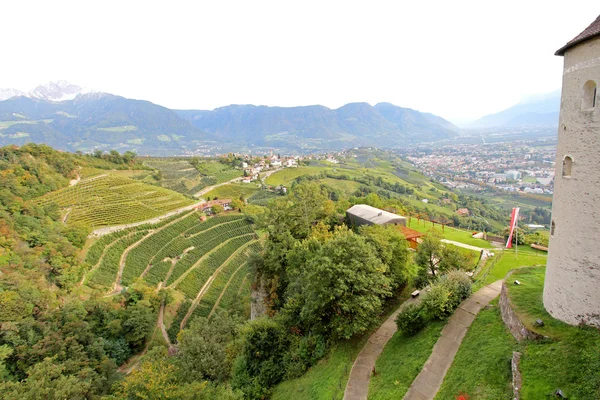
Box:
544;35;600;326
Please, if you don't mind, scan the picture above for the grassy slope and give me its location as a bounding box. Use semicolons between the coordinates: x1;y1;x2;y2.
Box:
271;294;409;400
407;220;494;249
202;183;260;200
435;300;516;399
481;246;547;285
508;267;600;400
368;321;446;399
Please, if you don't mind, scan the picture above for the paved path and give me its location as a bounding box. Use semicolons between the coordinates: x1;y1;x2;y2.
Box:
403;280;503;400
441;239;489;253
344;295;423;400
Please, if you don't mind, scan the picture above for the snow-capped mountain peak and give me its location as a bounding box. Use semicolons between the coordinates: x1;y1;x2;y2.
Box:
0;88;26;101
29;81;86;102
0;81;93;102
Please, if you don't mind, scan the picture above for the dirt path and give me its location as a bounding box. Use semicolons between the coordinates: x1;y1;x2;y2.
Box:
90;202;203;237
402;280;503;400
193;176;243;198
110;232;154;294
79;232;136;286
179;241;255;329
158;301;176;353
208;262;248;318
166;233;255;289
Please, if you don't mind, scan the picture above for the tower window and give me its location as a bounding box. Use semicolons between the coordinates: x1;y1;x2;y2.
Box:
562;156;573;177
551;220;556;236
582;80;597;109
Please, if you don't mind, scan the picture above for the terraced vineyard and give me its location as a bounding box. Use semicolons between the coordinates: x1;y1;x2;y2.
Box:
144;158;242;195
83;210;260;342
38;174;194;227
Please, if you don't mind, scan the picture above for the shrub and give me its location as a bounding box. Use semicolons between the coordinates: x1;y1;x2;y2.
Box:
395;303;427;336
445;270;472;301
421;284;453;320
421;271;472;320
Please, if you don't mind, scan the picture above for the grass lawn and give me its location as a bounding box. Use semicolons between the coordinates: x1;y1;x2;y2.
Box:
202;183;260;200
435;300;516;399
407;220;494;249
508;267;600;400
368;321;446;399
481;247;547;286
271;293;409;400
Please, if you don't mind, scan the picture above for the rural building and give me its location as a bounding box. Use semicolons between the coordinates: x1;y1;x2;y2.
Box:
456;208;470;217
201;198;233;214
346;204;407;227
544;15;600;327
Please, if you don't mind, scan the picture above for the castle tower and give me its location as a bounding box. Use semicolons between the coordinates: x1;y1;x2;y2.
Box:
544;15;600;326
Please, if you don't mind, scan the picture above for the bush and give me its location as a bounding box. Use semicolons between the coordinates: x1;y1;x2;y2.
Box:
395;303;427;336
421;271;472;320
421;284;453;320
445;270;472;301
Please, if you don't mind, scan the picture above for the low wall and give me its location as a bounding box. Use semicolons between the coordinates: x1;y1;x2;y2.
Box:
512;351;522;400
499;283;544;342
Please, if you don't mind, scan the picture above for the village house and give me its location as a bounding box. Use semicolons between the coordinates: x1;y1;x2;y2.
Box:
456;208;470;217
201;198;233;214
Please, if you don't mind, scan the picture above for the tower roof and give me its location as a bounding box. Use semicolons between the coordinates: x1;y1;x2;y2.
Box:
556;14;600;56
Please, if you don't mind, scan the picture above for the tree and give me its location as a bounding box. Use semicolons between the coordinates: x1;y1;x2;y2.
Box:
415;231;444;283
359;224;412;290
284;226;392;339
231;317;290;398
211;204;224;214
176;312;238;382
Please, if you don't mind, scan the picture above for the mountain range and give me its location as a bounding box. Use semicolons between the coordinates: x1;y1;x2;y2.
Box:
0;82;460;154
469;90;560;129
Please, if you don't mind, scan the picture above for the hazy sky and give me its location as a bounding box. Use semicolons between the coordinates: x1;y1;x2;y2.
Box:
1;1;598;122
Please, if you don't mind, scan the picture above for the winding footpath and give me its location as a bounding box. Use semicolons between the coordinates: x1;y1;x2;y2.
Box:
343;280;503;400
402;280;502;400
344;296;422;400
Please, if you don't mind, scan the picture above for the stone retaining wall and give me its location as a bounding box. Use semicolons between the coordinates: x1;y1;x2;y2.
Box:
499;283;544;342
512;351;522;400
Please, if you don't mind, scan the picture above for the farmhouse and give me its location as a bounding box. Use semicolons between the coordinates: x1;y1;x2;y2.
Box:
456;208;470;217
346;204;407;227
201;198;233;214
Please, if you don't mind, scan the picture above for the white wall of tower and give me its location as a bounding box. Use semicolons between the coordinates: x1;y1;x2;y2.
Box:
544;36;600;326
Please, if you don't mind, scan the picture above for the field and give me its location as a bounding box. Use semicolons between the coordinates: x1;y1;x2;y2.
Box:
37;174;194;227
83;210;260;341
142;158;242;196
202;183;260;200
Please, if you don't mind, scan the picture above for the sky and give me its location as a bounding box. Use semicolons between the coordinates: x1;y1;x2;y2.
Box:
1;1;598;122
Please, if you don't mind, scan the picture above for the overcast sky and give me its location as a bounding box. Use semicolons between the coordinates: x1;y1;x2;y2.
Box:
1;1;598;122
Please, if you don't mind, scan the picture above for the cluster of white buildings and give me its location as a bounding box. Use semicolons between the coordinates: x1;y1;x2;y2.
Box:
241;155;298;183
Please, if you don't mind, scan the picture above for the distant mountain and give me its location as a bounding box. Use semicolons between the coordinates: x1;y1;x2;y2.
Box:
176;102;458;149
0;93;210;155
0;80;88;102
0;81;459;153
470;91;560;128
